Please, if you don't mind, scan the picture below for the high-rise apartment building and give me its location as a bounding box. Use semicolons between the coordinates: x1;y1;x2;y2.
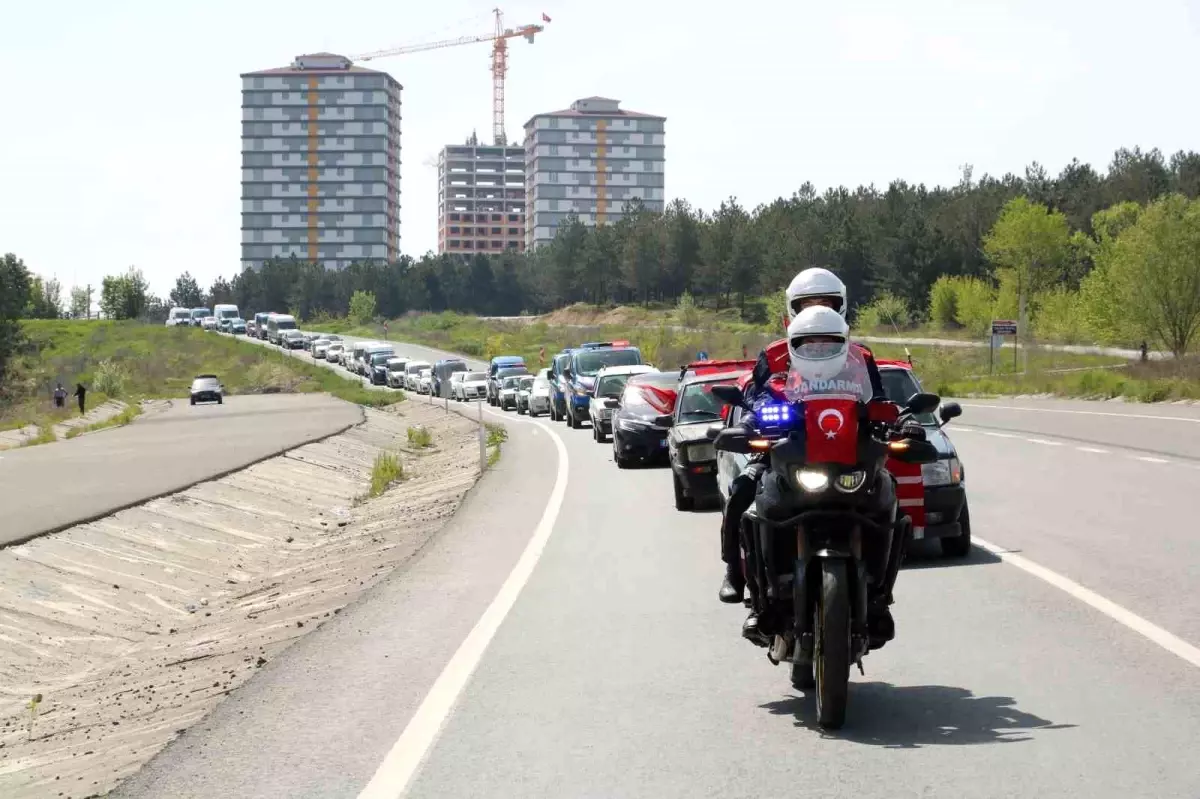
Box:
523;97;665;249
240;53;402;271
436;132;526;255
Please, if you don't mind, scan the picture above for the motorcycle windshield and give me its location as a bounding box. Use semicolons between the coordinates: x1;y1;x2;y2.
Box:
784;347;872;466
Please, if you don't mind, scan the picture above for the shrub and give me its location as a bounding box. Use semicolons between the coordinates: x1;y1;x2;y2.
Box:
92;359;128;397
406;424;433;448
928;276;959;329
854;292;911;330
368;450;404;497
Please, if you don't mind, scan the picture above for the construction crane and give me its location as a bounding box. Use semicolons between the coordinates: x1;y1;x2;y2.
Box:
351;8;549;146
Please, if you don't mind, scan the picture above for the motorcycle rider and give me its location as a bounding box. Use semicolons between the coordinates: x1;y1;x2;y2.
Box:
718;271;915;647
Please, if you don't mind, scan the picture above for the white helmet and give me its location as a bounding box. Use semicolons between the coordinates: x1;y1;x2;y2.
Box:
787;305;850;382
785;268;847;321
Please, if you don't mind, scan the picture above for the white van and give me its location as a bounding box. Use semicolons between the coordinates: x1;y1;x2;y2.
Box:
347;341;374;373
266;313;297;345
404;361;432;392
213;304;240;331
166;307;192;327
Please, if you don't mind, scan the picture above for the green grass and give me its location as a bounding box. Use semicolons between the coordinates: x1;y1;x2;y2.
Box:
485;422;507;467
0;320;404;429
406;425;433;449
367;449;405;497
313;310;1200;404
19;426;57;447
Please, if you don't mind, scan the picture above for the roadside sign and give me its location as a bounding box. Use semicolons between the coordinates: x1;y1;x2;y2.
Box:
991;334;1005;351
991;320;1018;335
696;350;710;361
989;320;1018;374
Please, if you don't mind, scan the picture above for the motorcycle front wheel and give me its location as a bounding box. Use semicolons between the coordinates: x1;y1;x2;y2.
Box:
815;559;851;729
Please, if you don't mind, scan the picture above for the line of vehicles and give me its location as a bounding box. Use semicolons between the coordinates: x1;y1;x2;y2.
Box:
166;304;246;334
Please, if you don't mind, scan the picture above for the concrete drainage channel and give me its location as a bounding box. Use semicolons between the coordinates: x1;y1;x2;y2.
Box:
0;401;480;797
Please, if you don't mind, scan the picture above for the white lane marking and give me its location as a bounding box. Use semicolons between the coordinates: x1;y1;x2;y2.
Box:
974;536;1200;670
952;426;975;432
960;403;1200;424
1077;446;1109;454
1136;455;1169;464
1026;438;1062;446
358;407;569;799
981;431;1016;439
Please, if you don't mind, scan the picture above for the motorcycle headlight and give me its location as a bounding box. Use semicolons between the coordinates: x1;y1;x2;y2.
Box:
921;457;960;487
795;469;829;492
834;470;868;493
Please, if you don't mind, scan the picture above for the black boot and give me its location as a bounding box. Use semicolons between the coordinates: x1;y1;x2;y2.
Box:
867;599;895;650
718;563;745;604
742;612;767;647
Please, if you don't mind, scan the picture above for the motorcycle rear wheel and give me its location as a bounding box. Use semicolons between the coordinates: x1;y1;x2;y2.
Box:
815;559;851;729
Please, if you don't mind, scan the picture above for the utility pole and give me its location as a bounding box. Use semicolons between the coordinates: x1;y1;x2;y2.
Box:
86;284;93;320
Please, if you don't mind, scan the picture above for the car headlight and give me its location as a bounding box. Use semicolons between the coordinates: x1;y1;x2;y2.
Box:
687;442;715;462
618;418;648;432
834;470;868;493
921;457;961;487
794;469;830;492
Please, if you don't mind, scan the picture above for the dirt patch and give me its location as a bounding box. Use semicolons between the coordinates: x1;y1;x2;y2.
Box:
0;401;480;797
537;303;654;327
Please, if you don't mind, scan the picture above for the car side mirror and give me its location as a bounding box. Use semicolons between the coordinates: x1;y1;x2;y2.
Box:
939;402;963;424
904;392;940;416
710;384;744;407
654;413;674;428
705;422;723;441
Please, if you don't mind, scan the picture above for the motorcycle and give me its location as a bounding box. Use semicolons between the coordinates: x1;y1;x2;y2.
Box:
708;382;942;729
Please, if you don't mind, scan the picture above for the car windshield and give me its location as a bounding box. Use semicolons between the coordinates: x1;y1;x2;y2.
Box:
464;372;486;381
191;377;219;389
387;361;406;371
575;349;640;376
553;354;572;374
519;376;535;390
880;368;937;425
533;376;551;390
421;370;432;378
503;377;522;389
596;374;632;398
496;367;528;379
276;320;297;331
323;335;341;342
191;309;210;319
217;309;237;319
678;379;734;422
370;352;392;365
171;310;190;320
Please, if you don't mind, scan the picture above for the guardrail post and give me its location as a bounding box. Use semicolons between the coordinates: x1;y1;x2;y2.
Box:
478;399;486;472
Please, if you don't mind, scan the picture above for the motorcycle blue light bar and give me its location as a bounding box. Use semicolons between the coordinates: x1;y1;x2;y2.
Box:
758;403;792;424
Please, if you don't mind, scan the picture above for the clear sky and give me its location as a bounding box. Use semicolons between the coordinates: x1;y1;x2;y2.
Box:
2;0;1197;299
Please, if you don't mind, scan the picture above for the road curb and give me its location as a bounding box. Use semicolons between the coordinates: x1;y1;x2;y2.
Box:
0;403;365;551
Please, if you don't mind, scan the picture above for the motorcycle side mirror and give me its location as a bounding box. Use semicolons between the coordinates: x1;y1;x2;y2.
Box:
710;384;744;407
654;413;674;428
939;402;963;424
714;428;753;454
887;438;940;465
905;392;941;416
705;422;723;441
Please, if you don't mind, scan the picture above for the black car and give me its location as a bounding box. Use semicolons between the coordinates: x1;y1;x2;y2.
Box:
610;371;681;468
877;362;971;557
190;374;224;406
664;368;749;510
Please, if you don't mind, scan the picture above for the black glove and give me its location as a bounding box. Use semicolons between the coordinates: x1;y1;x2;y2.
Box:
899;420;926;441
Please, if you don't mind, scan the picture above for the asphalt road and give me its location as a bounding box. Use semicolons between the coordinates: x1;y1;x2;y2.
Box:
0;393;362;546
118;332;1200;798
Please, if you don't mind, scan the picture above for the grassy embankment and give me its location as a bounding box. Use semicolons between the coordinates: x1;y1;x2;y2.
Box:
0;320;405;439
313;307;1199;403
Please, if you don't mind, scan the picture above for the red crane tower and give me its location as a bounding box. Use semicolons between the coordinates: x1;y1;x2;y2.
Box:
352;8;549;145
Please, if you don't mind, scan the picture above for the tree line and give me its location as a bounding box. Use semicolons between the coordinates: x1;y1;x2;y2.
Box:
7;145;1200;365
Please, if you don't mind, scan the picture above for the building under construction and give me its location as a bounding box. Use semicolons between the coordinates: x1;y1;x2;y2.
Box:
436;133;526;254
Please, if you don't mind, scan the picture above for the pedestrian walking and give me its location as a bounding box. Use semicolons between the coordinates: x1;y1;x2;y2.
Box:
1140;341;1148;362
53;383;67;409
74;383;87;415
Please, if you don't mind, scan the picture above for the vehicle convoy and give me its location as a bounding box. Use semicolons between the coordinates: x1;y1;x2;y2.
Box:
189;374;224;405
254;312;272;339
312;335;341;359
404;360;431;392
708;372;949;729
487;356;527;405
610;371;682;468
514;375;536;414
432;359;468;398
564;341;643;429
498;375;523;410
455;371;489;402
166;307;192;327
588;364;657;442
189;307;212;327
663;363;755;509
548;350;574;421
385;357;409;388
213;303;240;328
267;314;298;345
525;368;554;417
